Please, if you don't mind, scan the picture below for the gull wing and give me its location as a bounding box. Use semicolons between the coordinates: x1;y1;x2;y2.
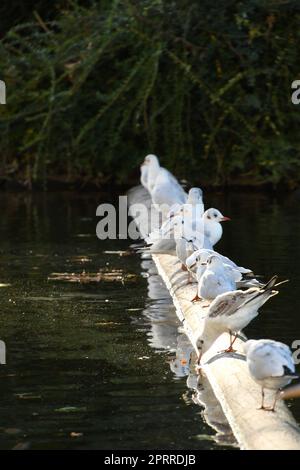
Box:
249;340;296;378
208;290;252;318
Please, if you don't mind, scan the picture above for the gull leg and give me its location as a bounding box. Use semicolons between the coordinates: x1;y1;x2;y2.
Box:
191;293;202;302
270;391;279;412
258;387;265;410
258;388;275;411
258;387;279;412
197;341;203;365
187;272;194;284
195;340;204;375
220;330;238;353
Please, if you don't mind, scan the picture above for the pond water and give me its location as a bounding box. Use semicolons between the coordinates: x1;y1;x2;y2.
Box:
0;190;299;450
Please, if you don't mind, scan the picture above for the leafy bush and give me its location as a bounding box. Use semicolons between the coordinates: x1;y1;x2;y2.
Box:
1;0;300;188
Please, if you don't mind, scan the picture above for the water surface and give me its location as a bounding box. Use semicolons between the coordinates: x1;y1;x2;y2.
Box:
0;190;299;449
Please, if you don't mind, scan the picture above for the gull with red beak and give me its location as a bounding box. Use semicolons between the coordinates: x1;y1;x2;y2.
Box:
203;208;231;249
145;206;230;255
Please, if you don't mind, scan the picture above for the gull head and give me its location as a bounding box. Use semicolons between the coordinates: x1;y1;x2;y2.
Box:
143;154;160;167
172;217;185;239
186;249;214;269
197;251;212;266
204;208;231;223
206;254;223;268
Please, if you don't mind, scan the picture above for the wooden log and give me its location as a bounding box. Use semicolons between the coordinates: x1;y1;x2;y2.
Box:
152;253;300;450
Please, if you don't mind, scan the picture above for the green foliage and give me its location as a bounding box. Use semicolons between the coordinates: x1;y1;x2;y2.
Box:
1;0;300;187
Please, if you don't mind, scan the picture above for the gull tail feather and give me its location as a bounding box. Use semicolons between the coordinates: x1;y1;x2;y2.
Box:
240;276;278;308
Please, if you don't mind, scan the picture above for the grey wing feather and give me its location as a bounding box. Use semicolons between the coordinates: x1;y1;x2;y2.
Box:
208;291;247;318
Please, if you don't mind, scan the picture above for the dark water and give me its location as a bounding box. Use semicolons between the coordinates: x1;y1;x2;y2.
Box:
0;190;299;450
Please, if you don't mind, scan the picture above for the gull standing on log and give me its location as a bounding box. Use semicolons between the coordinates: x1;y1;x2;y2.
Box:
186;250;260;301
186;249;253;279
140;154;187;217
146;187;204;245
198;276;279;358
193;254;241;302
243;339;299;411
202;209;231;249
145;207;230;255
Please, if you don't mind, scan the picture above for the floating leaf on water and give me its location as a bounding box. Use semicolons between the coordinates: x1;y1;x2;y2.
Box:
55;406;87;413
4;428;22;435
12;442;30;450
48;271;101;283
67;256;92;263
15;393;42;400
70;432;83;438
94;321;123;327
48;269;138;284
103;250;132;257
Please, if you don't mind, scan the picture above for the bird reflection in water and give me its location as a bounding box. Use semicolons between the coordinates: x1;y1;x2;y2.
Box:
137;255;236;447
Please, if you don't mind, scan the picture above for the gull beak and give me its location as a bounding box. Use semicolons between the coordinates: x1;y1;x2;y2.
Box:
189;262;196;269
201;262;207;266
220;216;231;222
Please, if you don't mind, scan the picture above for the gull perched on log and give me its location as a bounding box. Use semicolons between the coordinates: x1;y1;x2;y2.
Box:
146;187;204;245
146;207;229;255
186;249;253;279
140;154;187;218
243;339;299;411
195;254;241;302
198;276;279;358
187;250;261;302
202;209;231;249
140;154;182;194
151;169;187;218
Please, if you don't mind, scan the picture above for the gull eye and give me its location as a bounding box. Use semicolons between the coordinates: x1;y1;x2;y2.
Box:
214;213;218;218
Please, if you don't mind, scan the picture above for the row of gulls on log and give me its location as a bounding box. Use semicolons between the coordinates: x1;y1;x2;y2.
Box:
137;154;299;412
